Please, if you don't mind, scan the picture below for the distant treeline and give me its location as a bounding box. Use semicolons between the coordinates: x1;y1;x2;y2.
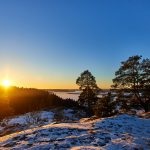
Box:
48;89;78;92
0;86;79;120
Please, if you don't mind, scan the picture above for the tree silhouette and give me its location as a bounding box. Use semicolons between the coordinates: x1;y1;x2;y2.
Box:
112;55;150;112
94;92;117;117
76;70;99;92
78;87;98;110
76;70;99;110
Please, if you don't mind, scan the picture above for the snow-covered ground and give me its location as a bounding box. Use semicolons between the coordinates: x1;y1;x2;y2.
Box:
7;111;54;126
0;109;86;137
0;114;149;150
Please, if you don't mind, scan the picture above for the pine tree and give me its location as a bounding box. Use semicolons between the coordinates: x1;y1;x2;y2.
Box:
94;92;117;117
78;87;98;110
112;55;150;112
76;70;100;110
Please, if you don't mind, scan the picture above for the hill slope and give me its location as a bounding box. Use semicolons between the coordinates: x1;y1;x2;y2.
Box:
0;114;150;150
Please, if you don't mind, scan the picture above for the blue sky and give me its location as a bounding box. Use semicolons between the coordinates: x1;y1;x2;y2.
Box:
0;0;150;88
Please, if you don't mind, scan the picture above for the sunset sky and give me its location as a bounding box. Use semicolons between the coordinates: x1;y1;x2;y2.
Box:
0;0;150;89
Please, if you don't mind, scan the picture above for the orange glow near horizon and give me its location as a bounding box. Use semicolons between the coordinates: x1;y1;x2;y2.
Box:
0;65;113;89
0;70;112;89
5;80;111;89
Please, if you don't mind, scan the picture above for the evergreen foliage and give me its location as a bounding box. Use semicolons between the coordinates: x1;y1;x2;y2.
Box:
94;92;117;117
78;87;98;110
0;86;79;119
76;70;99;110
115;90;132;112
112;55;150;112
76;70;99;93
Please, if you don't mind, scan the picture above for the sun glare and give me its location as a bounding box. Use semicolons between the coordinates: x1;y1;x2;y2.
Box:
2;80;11;87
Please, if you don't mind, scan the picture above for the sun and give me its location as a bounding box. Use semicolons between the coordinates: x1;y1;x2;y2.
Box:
2;80;11;87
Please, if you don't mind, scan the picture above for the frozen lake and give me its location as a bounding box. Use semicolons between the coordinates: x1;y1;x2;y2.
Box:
52;91;80;100
49;91;109;100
